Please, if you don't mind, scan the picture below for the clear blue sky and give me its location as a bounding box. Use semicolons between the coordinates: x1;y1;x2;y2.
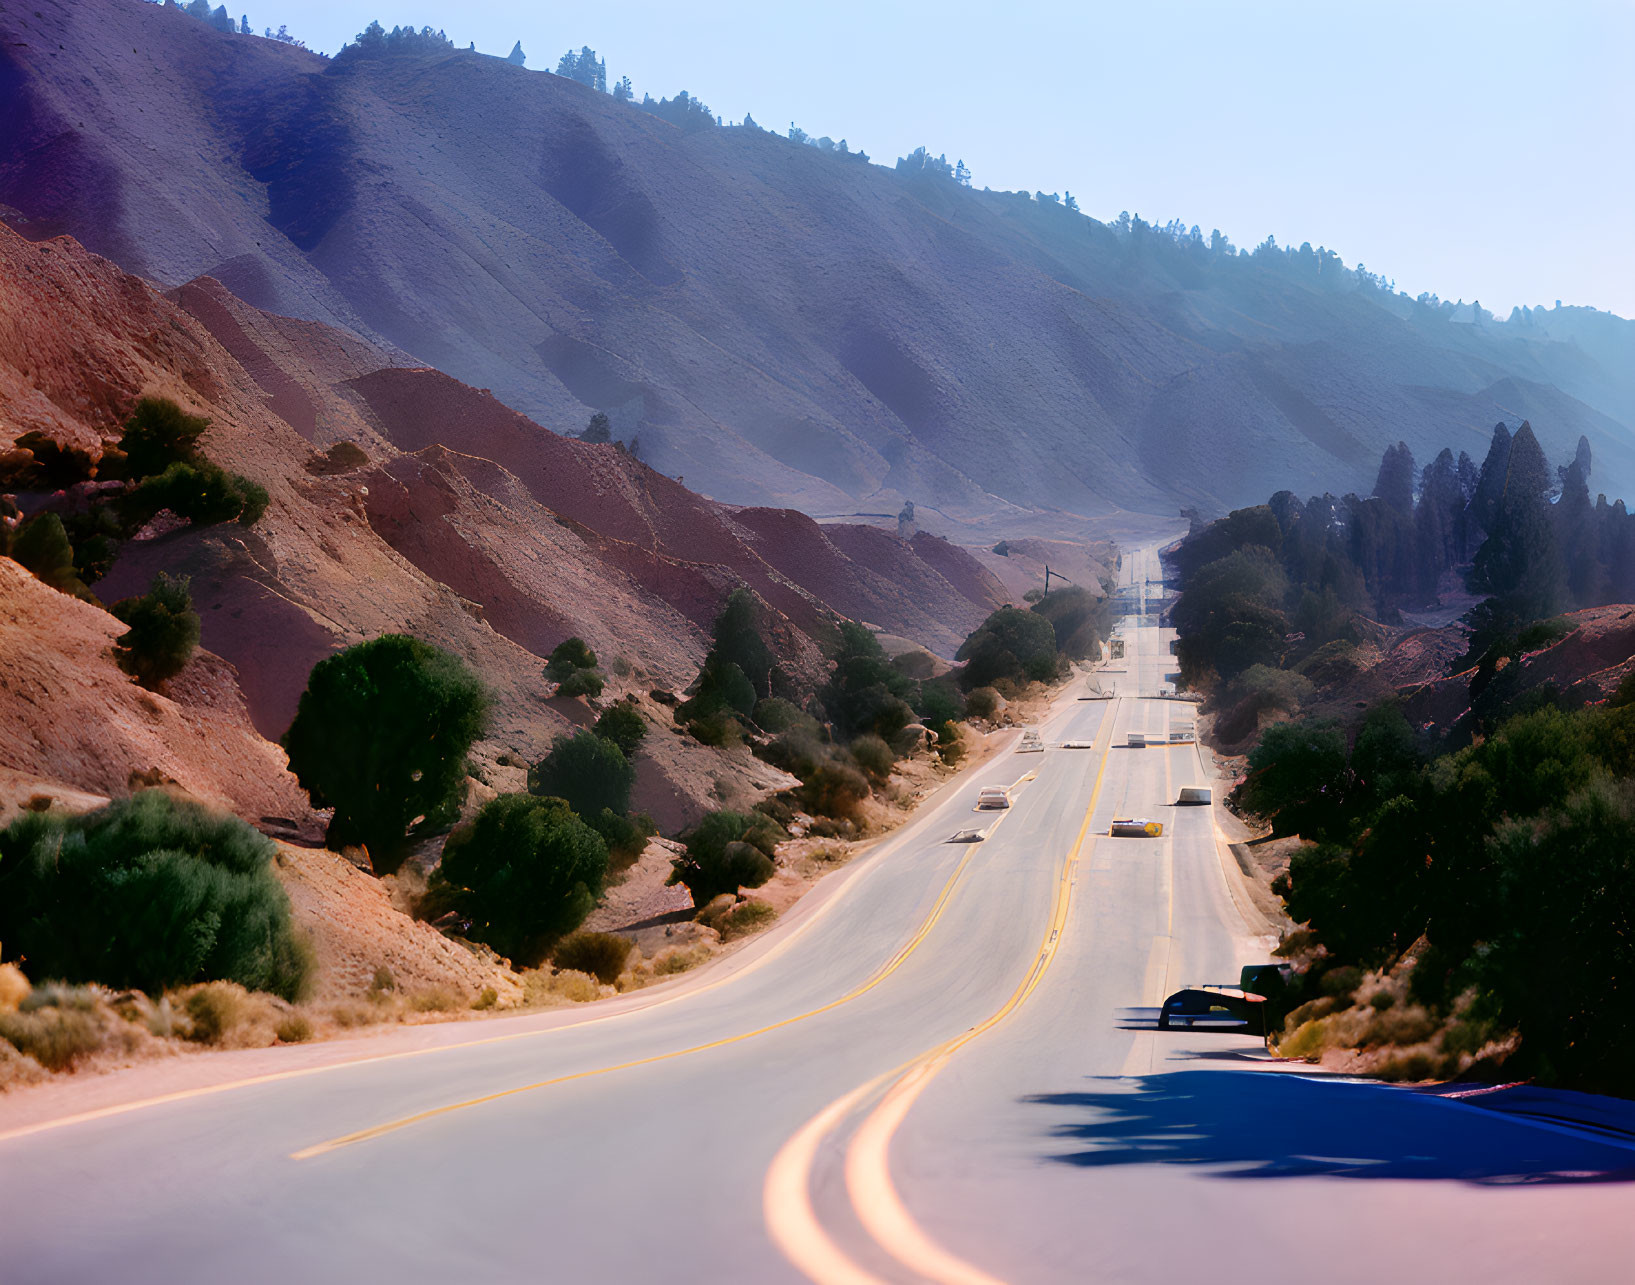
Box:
248;0;1634;318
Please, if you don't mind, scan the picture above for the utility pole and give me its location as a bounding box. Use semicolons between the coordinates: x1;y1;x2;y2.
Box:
1042;566;1072;598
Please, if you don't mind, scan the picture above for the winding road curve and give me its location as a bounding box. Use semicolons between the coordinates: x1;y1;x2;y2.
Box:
3;548;1632;1283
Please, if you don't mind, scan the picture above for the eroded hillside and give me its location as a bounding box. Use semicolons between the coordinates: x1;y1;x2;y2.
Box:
0;223;1004;830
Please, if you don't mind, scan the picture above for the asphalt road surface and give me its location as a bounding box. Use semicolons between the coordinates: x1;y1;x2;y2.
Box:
3;547;1632;1284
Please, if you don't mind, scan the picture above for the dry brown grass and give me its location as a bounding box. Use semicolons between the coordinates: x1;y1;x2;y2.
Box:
521;969;605;1006
652;944;711;976
712;900;777;942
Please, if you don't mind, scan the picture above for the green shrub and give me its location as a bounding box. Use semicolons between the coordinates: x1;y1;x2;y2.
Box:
111;397;209;479
10;513;88;597
275;1013;313;1042
282;634;488;874
957;606;1059;689
111;573;200;688
679;658;757;724
423;794;608;967
820;622;917;740
529;730;634;820
305;441;370;475
557;667;606;700
848;734;896;785
63;502;123;583
0;791;312;999
471;987;498;1011
593;703;648;756
234;476;270;526
914;678;965;728
553;931;635;985
546;637;597;681
965;686;1000;720
713;900;777;941
124;461;263;527
752;698;814;734
589;808;653;866
667;810;781;907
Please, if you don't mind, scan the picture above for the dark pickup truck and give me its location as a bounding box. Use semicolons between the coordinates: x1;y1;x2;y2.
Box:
1156;964;1295;1038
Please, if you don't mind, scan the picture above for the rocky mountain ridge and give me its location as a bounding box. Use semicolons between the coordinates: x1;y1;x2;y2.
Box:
4;0;1633;532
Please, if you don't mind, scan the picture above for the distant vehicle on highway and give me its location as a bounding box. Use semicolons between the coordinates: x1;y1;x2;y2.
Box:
1061;739;1093;749
1109;818;1163;837
1126;732;1148;748
1175;785;1212;805
1168;726;1196;743
1016;729;1044;753
976;786;1012;810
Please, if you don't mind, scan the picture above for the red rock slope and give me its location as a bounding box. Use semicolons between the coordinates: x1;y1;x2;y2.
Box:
0;224;1002;826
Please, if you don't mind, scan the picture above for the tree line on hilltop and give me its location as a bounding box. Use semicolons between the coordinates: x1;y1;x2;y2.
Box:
1173;420;1628;695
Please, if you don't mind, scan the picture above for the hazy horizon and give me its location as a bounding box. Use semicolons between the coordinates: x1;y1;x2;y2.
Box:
232;0;1635;321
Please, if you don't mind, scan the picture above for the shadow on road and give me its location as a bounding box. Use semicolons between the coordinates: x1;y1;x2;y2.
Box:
1024;1071;1635;1185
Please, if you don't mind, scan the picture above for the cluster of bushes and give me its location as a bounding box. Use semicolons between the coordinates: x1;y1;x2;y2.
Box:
1;397;269;599
546;636;605;699
1242;697;1635;1095
526;715;655;864
0;791;312;1001
666;809;781;906
416;684;654;967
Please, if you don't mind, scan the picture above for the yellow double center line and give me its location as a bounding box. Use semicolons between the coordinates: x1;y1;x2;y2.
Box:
764;707;1117;1284
289;767;1045;1160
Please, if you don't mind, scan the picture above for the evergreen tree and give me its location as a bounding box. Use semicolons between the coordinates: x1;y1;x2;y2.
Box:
1371;440;1416;517
579;412;612;444
556;46;606;90
1469;422;1514;540
282;636;488;873
1555;440;1601;606
507;40;526;66
614;75;634;102
1470;423;1563;620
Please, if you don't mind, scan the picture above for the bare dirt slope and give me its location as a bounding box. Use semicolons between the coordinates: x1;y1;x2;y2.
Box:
0;223;1000;827
0;559;314;824
4;0;1633;528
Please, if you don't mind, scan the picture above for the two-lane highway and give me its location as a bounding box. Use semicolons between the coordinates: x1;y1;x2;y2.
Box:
2;546;1632;1283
